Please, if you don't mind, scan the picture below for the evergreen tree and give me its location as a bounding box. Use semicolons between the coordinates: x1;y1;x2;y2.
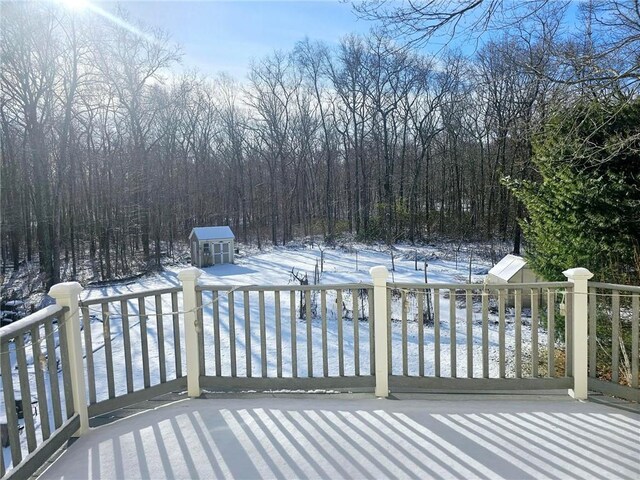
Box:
508;99;640;283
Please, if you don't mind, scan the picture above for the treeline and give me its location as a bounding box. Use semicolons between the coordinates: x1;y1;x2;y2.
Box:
1;2;637;287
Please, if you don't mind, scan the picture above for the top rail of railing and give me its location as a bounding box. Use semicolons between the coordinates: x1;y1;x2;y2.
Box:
388;281;573;290
0;304;66;339
588;282;640;293
79;286;182;306
195;282;373;291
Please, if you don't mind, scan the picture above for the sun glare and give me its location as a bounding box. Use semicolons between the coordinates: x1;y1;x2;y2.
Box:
60;0;88;11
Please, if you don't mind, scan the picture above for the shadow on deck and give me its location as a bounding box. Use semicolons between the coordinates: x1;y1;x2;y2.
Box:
37;392;640;479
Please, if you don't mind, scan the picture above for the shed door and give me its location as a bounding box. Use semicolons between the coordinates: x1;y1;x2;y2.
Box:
213;242;223;264
222;242;230;263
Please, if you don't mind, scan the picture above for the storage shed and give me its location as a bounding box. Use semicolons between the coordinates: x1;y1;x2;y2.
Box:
485;254;540;307
189;226;235;267
486;254;539;285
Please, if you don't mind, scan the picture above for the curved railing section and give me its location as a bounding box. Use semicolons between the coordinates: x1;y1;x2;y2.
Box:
588;282;639;402
0;305;78;479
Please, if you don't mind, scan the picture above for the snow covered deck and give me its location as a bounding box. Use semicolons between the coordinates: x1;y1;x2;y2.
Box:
38;392;639;480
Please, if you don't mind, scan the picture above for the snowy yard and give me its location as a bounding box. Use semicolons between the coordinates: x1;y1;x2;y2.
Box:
78;245;549;398
3;244;558;471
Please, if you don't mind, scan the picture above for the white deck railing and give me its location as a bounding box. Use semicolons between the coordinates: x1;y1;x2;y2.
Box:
1;265;638;479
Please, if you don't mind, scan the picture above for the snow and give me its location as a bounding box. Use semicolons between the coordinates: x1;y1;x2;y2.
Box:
2;244;551;471
189;226;235;240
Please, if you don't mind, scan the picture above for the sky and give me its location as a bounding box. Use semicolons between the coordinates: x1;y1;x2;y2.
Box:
96;0;373;79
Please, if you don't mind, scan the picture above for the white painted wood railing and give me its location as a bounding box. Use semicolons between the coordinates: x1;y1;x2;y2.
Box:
3;265;639;479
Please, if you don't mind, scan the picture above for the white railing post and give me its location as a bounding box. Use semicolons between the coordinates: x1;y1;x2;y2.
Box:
178;267;203;397
49;281;89;436
563;267;594;400
370;266;389;398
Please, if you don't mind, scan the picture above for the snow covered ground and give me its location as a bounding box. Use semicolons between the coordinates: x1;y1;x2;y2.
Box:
3;244;551;470
79;244;546;393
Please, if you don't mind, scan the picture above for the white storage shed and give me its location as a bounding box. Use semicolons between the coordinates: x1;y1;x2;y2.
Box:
485;254;540;307
486;254;539;285
189;226;235;267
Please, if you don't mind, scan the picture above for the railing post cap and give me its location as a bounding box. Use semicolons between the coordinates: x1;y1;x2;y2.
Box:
562;267;594;280
178;267;203;282
49;281;83;298
370;265;389;280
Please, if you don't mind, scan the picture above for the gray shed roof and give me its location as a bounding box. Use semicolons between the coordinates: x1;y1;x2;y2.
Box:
488;254;527;281
189;226;235;241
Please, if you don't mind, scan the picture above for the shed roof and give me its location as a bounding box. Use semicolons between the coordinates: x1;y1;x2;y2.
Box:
488;254;528;281
190;226;235;241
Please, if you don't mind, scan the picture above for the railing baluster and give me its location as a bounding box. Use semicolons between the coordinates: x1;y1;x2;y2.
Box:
547;289;555;377
212;290;221;377
229;291;237;377
565;289;573;377
244;291;252;377
155;295;166;383
353;289;360;376
632;293;639;389
611;290;620;384
305;290;313;377
387;288;392;374
171;291;182;378
120;300;133;393
196;290;205;376
138;298;150;389
1;339;21;465
31;325;51;441
401;289;408;376
434;288;441;377
56;314;74;419
482;290;489;378
321;290;328;377
81;305;96;404
588;287;597;378
259;290;267;378
336;289;344;376
101;303;115;397
515;289;522;379
498;288;506;378
450;288;457;378
45;318;62;428
290;290;297;378
275;291;282;378
368;287;375;376
15;334;37;452
418;289;424;377
466;289;473;378
531;289;539;378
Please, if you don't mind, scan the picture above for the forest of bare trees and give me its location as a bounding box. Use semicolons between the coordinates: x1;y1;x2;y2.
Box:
1;1;638;288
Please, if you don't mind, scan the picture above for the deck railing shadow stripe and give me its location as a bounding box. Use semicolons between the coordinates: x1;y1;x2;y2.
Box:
435;412;640;480
459;413;585;478
264;409;343;478
520;412;639;465
389;412;506;479
255;408;336;478
219;409;278;478
168;416;200;478
235;407;303;477
189;411;232;478
529;412;639;458
484;413;625;478
303;409;393;478
353;410;467;479
283;410;365;478
431;414;554;479
569;412;639;441
150;422;178;479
